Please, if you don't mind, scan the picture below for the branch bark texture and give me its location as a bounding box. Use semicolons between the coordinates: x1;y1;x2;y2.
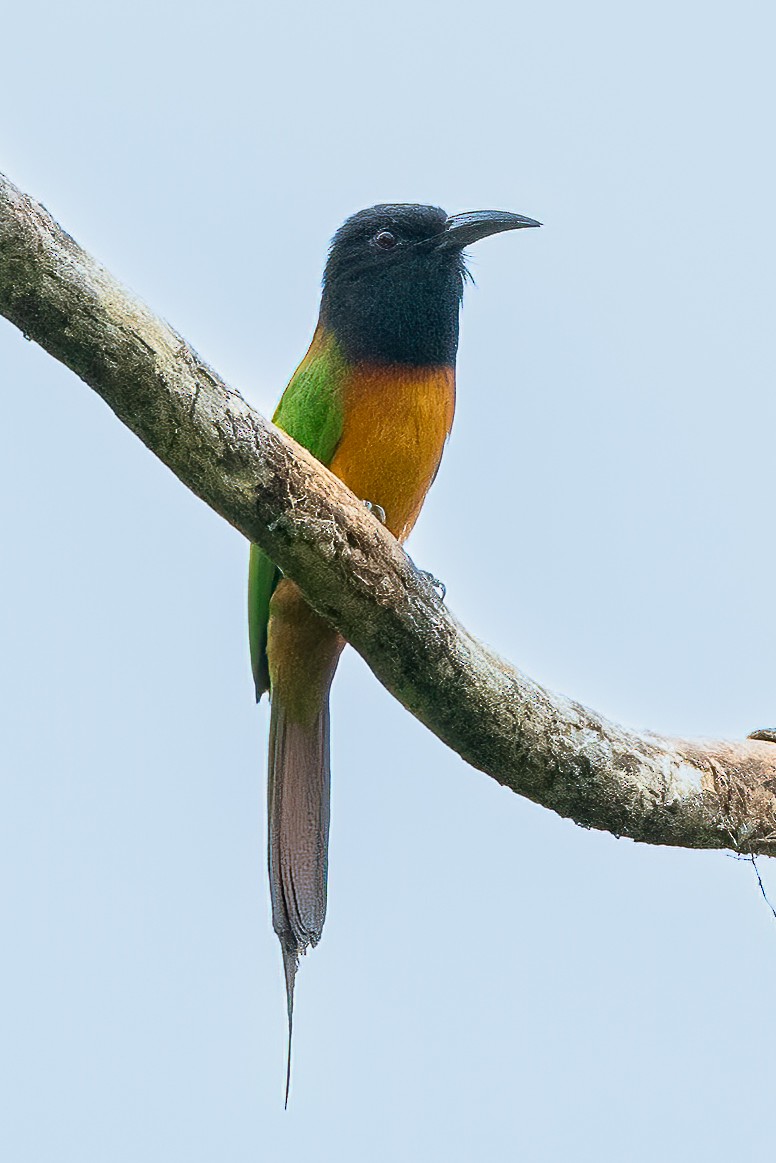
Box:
2;170;775;855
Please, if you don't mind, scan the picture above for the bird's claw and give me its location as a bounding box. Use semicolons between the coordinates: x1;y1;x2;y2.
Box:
748;728;776;743
421;571;446;603
363;500;387;525
410;562;446;605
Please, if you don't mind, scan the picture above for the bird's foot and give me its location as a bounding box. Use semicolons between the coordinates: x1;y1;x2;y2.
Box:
363;500;387;525
748;728;776;743
421;571;446;604
406;554;446;605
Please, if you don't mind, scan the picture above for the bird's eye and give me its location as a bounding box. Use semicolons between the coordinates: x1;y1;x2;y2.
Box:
374;229;397;250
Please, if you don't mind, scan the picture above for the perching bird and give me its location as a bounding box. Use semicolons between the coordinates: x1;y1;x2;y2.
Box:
248;203;540;1101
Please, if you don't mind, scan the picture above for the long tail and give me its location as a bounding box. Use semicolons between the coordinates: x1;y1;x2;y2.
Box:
267;690;333;1107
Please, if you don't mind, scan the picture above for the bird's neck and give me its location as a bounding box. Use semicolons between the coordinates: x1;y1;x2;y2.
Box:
319;270;461;367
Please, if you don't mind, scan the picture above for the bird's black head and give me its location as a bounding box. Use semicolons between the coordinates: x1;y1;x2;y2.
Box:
319;203;540;366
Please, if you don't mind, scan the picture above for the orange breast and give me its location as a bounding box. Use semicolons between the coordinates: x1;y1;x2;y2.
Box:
328;364;456;542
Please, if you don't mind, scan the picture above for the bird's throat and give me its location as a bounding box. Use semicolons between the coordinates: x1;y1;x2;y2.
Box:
320;260;463;366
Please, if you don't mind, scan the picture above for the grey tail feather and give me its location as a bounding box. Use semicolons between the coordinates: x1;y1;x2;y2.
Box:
282;945;297;1109
268;693;332;1107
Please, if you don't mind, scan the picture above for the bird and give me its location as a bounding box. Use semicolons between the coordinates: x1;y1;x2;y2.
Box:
248;203;540;1102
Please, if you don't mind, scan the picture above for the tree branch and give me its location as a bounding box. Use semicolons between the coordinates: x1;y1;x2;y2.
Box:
2;169;775;856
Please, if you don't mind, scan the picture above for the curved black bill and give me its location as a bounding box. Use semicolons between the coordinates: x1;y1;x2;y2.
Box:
436;209;542;250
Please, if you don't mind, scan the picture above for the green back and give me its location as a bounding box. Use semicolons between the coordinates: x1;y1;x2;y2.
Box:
248;334;347;699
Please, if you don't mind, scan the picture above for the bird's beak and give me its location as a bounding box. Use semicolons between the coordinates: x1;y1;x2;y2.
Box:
435;209;542;250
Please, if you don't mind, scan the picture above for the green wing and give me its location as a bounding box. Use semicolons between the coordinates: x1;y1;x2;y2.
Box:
248;337;346;700
248;543;281;698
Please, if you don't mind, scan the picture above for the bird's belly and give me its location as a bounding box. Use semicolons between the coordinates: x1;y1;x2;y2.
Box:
328;364;455;542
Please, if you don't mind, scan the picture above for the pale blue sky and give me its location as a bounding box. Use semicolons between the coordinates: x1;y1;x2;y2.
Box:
2;0;776;1158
